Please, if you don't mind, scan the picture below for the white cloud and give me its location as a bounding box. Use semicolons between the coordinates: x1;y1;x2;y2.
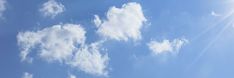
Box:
68;74;76;78
93;15;102;28
17;24;86;62
18;2;147;77
22;72;33;78
69;41;109;76
232;23;234;28
211;11;221;17
40;0;65;18
147;38;188;55
0;0;6;17
17;24;109;76
95;2;147;41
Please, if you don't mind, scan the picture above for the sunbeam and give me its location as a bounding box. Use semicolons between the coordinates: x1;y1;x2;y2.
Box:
191;10;234;42
185;12;234;73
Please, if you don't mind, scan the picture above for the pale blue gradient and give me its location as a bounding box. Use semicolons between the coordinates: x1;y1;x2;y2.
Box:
1;0;234;78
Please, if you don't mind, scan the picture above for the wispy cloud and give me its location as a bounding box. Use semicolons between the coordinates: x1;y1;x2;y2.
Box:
22;72;33;78
68;74;76;78
40;0;65;18
147;38;188;55
94;2;147;41
0;0;6;17
93;15;102;28
211;11;221;17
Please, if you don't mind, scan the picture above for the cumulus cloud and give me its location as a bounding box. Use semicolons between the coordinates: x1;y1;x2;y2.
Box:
22;72;33;78
94;2;147;41
40;0;65;18
18;2;147;77
147;38;188;55
0;0;6;17
17;24;109;76
69;41;109;76
17;24;86;63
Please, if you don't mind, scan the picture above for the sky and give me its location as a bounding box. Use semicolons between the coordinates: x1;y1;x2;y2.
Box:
1;0;234;78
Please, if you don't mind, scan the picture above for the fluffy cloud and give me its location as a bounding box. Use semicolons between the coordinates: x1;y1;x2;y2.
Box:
0;0;6;17
95;2;147;41
69;42;109;76
17;24;109;76
17;24;86;63
22;72;33;78
147;38;188;55
40;0;65;18
18;2;147;77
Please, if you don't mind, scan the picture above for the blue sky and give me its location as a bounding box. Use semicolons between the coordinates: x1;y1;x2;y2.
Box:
1;0;234;78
